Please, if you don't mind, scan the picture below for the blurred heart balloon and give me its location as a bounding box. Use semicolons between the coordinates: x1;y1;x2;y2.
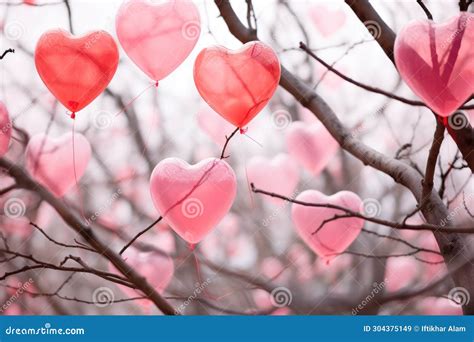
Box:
394;13;474;117
247;153;299;205
112;248;174;298
286;121;338;175
309;5;346;37
194;41;281;128
35;29;119;116
150;158;237;244
116;0;201;82
0;102;11;157
385;257;419;292
26;133;91;197
291;190;364;259
196;105;236;147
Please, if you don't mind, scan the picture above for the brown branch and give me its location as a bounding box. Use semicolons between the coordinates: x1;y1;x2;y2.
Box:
0;157;177;315
29;221;97;253
416;0;433;20
421;121;445;208
0;48;14;60
119;217;162;255
220;127;239;159
299;43;473;110
251;183;474;234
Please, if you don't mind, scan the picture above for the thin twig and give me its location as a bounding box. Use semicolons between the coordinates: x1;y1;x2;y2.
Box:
119;217;163;255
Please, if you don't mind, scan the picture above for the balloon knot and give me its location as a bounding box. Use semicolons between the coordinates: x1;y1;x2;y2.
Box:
70;112;76;120
188;243;196;251
154;81;159;88
239;127;248;134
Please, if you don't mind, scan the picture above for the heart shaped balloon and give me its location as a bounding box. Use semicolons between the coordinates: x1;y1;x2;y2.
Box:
35;29;119;115
116;0;200;82
309;5;346;37
196;105;236;147
26;133;91;197
150;158;237;244
291;190;364;259
394;13;474;117
247;153;299;205
385;257;419;292
112;248;174;298
285;121;338;175
194;41;281;128
0;102;11;157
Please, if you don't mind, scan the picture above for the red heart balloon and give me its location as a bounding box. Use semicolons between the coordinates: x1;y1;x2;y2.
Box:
194;41;281;128
35;29;119;114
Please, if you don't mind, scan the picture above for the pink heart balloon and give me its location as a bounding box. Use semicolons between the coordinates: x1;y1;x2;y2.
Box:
194;41;281;128
0;102;11;157
385;257;419;292
116;0;201;82
26;133;91;197
291;190;364;259
247;153;299;205
285;121;338;175
419;297;462;315
394;13;474;117
309;5;346;37
110;248;173;310
150;157;237;244
196;105;236;147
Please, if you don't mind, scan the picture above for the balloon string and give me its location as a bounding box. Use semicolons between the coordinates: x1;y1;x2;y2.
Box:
114;81;159;117
188;243;218;301
72;119;86;221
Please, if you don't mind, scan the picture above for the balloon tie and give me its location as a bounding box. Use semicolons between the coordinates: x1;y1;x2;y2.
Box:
154;81;159;88
239;127;248;134
70;112;76;120
188;243;217;301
